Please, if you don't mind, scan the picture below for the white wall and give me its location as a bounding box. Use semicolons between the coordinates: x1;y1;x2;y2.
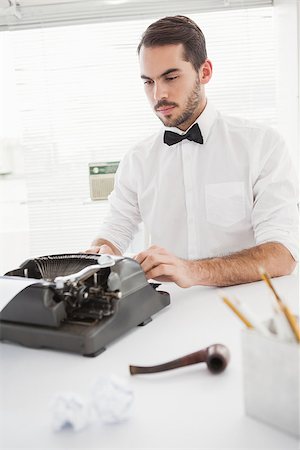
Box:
274;0;299;167
0;32;29;274
0;177;30;274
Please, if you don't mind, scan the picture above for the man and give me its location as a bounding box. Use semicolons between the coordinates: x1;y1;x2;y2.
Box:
86;15;298;287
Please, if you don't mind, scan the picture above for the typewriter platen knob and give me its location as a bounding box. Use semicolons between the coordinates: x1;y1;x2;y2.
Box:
97;255;116;268
107;272;121;292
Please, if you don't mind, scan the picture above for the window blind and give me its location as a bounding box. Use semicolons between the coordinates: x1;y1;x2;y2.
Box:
5;5;277;256
0;0;273;30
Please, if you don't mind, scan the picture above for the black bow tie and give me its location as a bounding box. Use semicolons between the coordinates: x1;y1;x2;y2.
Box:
163;123;203;146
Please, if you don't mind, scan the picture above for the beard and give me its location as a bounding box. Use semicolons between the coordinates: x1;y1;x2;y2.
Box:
155;78;202;128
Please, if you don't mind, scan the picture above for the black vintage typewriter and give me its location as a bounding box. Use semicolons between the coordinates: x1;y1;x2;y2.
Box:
0;254;170;356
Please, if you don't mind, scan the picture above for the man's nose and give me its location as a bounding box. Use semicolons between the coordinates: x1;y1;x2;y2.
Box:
153;82;168;102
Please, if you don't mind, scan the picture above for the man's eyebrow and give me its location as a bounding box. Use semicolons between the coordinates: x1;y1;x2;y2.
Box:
140;68;181;80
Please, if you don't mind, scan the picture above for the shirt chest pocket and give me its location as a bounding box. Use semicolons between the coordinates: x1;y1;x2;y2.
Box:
205;182;246;227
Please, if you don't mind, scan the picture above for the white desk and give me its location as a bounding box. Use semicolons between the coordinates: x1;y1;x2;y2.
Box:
0;275;299;449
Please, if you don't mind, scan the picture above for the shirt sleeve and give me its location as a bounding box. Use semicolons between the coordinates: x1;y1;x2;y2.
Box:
96;151;142;254
252;130;299;261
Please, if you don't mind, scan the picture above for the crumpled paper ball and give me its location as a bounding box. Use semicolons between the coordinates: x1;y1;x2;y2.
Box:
91;374;134;424
49;392;91;432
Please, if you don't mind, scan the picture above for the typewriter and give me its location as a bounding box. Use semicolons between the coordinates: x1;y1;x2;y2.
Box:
0;254;170;356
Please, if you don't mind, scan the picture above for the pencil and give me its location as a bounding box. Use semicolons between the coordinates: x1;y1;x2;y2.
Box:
221;295;254;329
281;303;300;343
260;270;283;306
259;268;300;343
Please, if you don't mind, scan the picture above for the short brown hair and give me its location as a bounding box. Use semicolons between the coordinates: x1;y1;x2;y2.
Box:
137;15;207;71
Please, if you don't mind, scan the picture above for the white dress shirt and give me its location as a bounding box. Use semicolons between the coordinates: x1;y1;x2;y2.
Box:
98;100;298;261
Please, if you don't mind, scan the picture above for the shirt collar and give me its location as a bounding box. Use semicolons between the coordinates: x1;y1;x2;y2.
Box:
163;98;217;144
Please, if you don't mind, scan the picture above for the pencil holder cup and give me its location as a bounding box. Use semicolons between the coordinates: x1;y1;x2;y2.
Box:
241;325;300;437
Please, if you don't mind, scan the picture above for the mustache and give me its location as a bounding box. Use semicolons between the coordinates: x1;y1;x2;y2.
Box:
154;101;178;111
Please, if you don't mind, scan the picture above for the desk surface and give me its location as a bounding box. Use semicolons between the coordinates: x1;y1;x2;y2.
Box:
0;274;299;449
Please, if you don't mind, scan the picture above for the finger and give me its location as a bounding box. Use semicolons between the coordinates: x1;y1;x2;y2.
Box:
134;246;169;264
99;244;114;255
141;254;174;274
83;246;101;254
146;263;175;281
134;250;150;264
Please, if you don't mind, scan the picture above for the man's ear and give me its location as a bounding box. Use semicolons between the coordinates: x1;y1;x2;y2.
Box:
199;59;213;84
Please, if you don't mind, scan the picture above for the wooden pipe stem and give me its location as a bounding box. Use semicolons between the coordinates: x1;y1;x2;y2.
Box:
130;344;230;376
130;349;207;375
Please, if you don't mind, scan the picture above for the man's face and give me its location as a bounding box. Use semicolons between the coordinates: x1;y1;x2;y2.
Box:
139;44;207;130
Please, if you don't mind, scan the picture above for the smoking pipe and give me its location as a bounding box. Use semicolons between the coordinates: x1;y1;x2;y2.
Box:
129;344;230;375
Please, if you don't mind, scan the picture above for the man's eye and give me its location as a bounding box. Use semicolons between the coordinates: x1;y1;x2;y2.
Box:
166;76;178;81
144;80;153;85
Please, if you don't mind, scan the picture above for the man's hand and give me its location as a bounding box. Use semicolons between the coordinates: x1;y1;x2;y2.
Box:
83;239;122;256
134;242;295;288
84;244;116;255
134;245;195;288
